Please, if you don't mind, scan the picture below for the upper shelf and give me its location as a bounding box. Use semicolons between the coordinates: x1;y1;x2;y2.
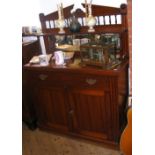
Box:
38;3;129;58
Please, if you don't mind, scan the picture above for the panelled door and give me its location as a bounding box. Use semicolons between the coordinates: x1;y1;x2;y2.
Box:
33;86;69;133
68;86;112;141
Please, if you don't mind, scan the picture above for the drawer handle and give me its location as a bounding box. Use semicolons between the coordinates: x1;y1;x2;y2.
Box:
86;78;97;85
39;74;48;80
69;110;74;115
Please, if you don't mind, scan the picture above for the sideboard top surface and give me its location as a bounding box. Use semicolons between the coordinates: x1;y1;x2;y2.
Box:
24;59;128;76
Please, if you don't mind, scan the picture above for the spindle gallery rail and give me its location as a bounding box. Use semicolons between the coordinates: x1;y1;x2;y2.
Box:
45;14;122;29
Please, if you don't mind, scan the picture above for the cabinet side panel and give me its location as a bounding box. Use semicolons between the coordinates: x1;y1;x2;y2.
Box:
118;66;129;131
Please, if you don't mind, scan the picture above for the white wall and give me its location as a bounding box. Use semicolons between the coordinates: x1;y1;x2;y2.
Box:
21;0;127;27
21;0;41;26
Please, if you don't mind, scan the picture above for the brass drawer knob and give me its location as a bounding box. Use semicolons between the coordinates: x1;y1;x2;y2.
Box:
69;110;74;115
86;78;97;85
39;74;48;80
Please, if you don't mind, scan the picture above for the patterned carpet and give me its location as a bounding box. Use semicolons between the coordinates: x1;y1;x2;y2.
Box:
22;124;121;155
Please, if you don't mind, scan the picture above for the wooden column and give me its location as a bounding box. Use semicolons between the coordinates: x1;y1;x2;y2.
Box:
127;0;132;96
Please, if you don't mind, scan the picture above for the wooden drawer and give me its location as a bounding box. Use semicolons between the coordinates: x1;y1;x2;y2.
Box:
26;71;65;86
66;74;111;91
25;70;112;91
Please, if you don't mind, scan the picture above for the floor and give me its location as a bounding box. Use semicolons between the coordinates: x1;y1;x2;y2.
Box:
22;124;121;155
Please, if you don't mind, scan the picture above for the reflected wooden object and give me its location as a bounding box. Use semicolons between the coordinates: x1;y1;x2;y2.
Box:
22;40;40;129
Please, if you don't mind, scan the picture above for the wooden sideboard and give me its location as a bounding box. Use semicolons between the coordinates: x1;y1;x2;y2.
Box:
22;3;129;147
24;59;128;147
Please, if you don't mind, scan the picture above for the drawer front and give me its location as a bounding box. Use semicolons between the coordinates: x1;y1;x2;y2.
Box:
25;70;113;91
66;74;111;91
26;71;65;86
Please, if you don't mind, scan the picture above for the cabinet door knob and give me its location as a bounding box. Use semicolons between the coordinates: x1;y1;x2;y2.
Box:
86;78;97;85
39;74;48;80
69;110;74;115
64;85;67;90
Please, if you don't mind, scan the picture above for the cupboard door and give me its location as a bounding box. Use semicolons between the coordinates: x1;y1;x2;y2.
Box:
68;87;111;141
33;86;69;133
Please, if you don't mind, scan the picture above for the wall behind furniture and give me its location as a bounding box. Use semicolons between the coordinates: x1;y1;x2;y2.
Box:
21;0;127;27
21;0;41;26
